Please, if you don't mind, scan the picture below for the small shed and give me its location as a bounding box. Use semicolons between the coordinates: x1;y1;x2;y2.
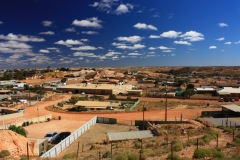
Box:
27;138;48;156
222;104;240;117
75;101;111;110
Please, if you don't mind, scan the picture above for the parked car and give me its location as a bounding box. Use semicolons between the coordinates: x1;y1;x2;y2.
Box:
231;99;235;102
17;108;25;113
219;98;224;102
44;132;58;143
52;132;71;144
224;98;229;102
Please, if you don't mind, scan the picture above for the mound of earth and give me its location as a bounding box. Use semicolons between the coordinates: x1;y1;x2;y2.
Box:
0;130;37;157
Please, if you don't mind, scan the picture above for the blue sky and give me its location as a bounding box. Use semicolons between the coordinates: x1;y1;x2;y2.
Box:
0;0;240;68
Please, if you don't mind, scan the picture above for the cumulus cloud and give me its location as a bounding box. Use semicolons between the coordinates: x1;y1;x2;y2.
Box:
39;49;50;53
148;47;156;50
0;21;3;24
54;39;84;46
81;39;89;42
133;23;157;30
115;35;143;43
90;0;118;13
111;42;126;46
0;33;45;42
42;21;53;27
0;41;32;49
209;46;217;49
160;30;182;38
115;3;134;15
116;44;146;50
234;41;240;44
128;53;142;56
158;46;175;50
180;31;204;42
149;35;161;38
82;31;99;35
174;41;191;45
39;31;54;35
71;45;99;50
73;52;97;57
105;51;122;57
72;17;102;28
162;50;172;52
216;37;225;41
225;42;231;45
218;23;228;27
65;27;76;32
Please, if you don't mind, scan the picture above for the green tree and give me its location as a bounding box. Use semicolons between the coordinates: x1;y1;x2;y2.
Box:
8;125;28;137
109;94;117;100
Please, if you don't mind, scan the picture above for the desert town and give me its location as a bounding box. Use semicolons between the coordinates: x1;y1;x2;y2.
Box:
1;66;240;159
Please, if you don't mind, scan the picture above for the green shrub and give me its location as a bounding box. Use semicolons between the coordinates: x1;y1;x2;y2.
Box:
128;153;138;160
102;151;111;158
0;150;10;158
62;153;77;159
173;143;183;152
234;138;240;144
203;134;213;143
133;141;141;149
140;153;148;160
193;148;211;159
167;153;180;160
115;153;128;160
8;125;28;137
210;148;225;158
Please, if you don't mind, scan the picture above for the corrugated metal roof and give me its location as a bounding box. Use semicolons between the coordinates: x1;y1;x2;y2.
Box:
218;87;240;94
107;130;154;142
222;104;240;112
195;88;215;91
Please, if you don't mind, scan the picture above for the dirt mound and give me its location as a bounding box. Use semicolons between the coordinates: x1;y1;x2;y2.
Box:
0;130;36;157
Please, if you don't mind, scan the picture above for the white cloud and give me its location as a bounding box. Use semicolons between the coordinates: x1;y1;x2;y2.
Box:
116;35;143;43
234;41;240;44
218;23;228;27
148;52;155;54
71;45;98;50
0;33;45;42
105;51;122;57
39;49;50;53
47;47;59;50
158;46;175;50
73;52;97;57
112;42;126;46
72;17;102;28
115;3;133;15
133;23;157;31
0;41;32;49
81;39;89;42
180;31;204;42
171;54;176;56
42;21;53;27
54;39;84;46
225;42;231;45
116;44;146;50
162;50;172;52
90;0;117;13
39;31;54;35
128;53;142;56
174;41;191;45
0;48;31;54
0;21;3;24
160;30;182;38
65;27;76;32
82;31;99;35
209;46;217;49
216;37;225;41
149;35;160;38
148;47;156;50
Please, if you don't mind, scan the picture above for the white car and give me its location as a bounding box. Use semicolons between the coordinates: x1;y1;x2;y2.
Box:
17;108;25;113
44;132;58;143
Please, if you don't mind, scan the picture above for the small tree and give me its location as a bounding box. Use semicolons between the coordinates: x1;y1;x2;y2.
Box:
109;94;117;100
8;125;28;137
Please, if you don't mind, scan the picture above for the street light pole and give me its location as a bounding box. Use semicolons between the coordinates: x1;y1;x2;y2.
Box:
165;85;168;122
37;94;39;122
142;103;146;130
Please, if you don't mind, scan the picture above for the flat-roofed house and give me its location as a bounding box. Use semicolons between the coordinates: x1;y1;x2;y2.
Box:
194;87;216;95
217;87;240;100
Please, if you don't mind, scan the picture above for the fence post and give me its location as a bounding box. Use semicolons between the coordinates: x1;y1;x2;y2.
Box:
233;129;235;142
217;134;218;148
171;142;173;160
76;141;80;159
197;138;199;150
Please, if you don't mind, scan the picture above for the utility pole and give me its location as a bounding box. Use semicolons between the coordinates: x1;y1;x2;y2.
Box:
37;94;39;122
165;85;168;121
142;103;146;130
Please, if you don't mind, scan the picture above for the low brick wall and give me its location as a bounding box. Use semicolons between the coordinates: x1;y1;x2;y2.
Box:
0;112;23;121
